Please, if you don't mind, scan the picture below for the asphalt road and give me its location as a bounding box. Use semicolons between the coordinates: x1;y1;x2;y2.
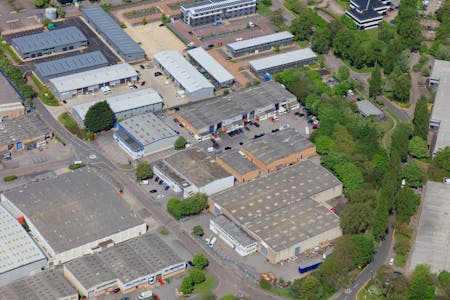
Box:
336;216;394;300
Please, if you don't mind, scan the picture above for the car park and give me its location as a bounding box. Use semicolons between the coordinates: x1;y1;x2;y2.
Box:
150;189;157;193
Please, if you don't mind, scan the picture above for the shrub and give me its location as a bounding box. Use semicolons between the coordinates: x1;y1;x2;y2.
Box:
3;175;17;182
192;253;209;270
174;136;187;149
259;278;271;290
69;163;85;170
193;225;204;236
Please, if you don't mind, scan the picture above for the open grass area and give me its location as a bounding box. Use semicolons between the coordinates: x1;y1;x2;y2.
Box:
194;275;216;293
59;113;93;140
31;74;59;106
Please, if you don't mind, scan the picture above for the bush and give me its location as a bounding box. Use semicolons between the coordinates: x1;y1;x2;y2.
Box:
193;253;209;270
3;175;17;182
259;278;271;290
69;163;85;170
181;276;194;294
190;268;206;284
193;225;204;236
136;162;153;181
167;193;209;220
174;136;187;149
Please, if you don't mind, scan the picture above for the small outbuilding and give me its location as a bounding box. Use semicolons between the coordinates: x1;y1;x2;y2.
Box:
356;100;385;119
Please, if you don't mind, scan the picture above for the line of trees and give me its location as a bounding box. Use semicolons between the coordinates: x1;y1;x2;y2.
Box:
167;193;208;220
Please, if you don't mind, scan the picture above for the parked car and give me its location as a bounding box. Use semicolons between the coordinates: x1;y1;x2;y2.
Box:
239;142;244;145
207;44;214;48
159;23;165;27
271;128;279;133
121;297;129;300
225;56;232;60
173;118;180;124
133;84;138;89
154;72;163;77
224;146;232;150
389;258;394;265
111;288;121;294
164;185;170;191
188;31;194;35
139;64;145;69
140;81;146;86
244;126;250;131
253;122;260;128
150;189;158;193
188;260;194;266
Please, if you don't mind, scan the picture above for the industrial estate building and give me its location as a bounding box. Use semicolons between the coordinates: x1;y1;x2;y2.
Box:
0;70;24;122
0;168;147;266
34;51;109;80
249;48;317;77
429;59;450;157
226;31;294;57
0;113;51;159
11;27;87;60
153;147;234;198
409;181;450;273
216;150;260;182
187;47;235;88
209;160;343;263
82;7;145;62
49;63;138;100
240;129;316;172
0;204;46;287
72;89;163;126
345;0;389;30
356;100;385;119
181;0;256;26
63;234;185;299
0;269;78;300
175;81;298;136
153;50;215;101
113;113;178;159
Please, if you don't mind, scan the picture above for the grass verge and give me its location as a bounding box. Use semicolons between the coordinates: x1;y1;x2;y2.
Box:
59;113;93;140
31;74;59;106
0;42;23;64
4;175;17;182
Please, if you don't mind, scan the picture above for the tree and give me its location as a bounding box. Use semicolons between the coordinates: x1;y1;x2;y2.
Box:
201;291;216;300
409;265;435;300
372;196;389;241
262;0;272;5
57;6;65;18
402;162;424;188
340;203;372;234
392;72;411;103
369;64;382;98
189;268;206;284
438;270;450;296
142;17;148;25
311;27;331;54
390;123;412;162
315;135;335;154
413;95;430;140
136;162;153;181
334;162;364;193
34;0;46;8
174;136;187;149
396;187;420;223
193;225;204;236
84;101;115;132
408;136;429;159
161;13;170;24
290;278;302;297
192;253;208;269
41;18;53;26
180;276;194;294
351;234;375;267
167;198;184;220
300;275;322;300
290;15;313;41
397;4;422;50
220;295;239;300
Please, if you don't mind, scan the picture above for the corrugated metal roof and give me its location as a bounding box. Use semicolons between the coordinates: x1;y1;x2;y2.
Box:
154;50;214;93
227;31;294;51
82;7;144;57
187;47;234;84
34;51;108;78
11;27;86;54
249;48;317;71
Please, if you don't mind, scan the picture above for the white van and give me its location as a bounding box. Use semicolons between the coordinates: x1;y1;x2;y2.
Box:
73;160;83;165
139;290;153;300
140;180;149;185
208;236;217;248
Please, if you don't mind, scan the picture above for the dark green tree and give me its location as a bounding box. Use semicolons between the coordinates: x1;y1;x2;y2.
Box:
413;95;430;140
340;203;372;234
136;162;153;181
290;15;313;41
180;276;194;294
334;162;364;193
315;135;335;155
390;123;412;162
408;136;429;159
193;225;204;236
392;72;411;103
167;198;183;220
192;253;208;269
397;3;422;50
352;234;375;267
290;278;302;297
369;64;382;98
402;162;424;188
300;275;322;300
311;27;331;54
189;268;206;284
84;101;115;132
372;195;389;241
409;265;435;300
396;187;420;222
174;136;187;149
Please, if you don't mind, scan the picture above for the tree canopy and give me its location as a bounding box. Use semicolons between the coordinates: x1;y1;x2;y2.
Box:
84;101;115;132
136;162;153;181
413;95;430;140
192;253;209;270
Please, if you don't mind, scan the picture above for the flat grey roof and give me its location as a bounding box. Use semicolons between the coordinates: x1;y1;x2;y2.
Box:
65;233;184;288
163;147;231;188
430;60;450;154
153;160;191;188
3;167;144;254
49;63;137;93
0;269;77;300
0;70;23;105
182;0;255;13
241;128;315;165
176;81;296;131
218;150;259;175
410;181;450;273
11;27;86;54
154;50;214;93
187;47;234;84
82;7;144;57
356;100;384;117
211;160;342;251
212;215;256;247
73;89;163;122
119;112;178;146
249;48;317;71
227;31;294;51
34;51;108;78
0;113;50;146
0;204;45;276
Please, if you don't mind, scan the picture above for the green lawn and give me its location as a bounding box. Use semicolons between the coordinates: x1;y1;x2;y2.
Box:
59;113;93;140
194;275;216;293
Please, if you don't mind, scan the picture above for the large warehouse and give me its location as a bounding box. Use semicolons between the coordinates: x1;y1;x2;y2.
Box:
0;269;78;300
181;0;256;26
113;112;178;159
72;88;163;126
409;181;450;273
429;59;450;156
0;204;46;287
0;113;51;158
153;147;234;198
187;47;235;88
82;7;145;62
11;27;87;60
209;160;343;263
34;51;109;80
0;69;24;121
226;31;294;57
249;48;317;77
175;81;298;136
153;50;215;101
0;168;147;266
240;128;316;172
49;63;138;100
63;233;186;299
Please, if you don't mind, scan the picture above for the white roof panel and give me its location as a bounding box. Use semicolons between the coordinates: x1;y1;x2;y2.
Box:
187;47;234;84
249;48;317;71
227;31;294;51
